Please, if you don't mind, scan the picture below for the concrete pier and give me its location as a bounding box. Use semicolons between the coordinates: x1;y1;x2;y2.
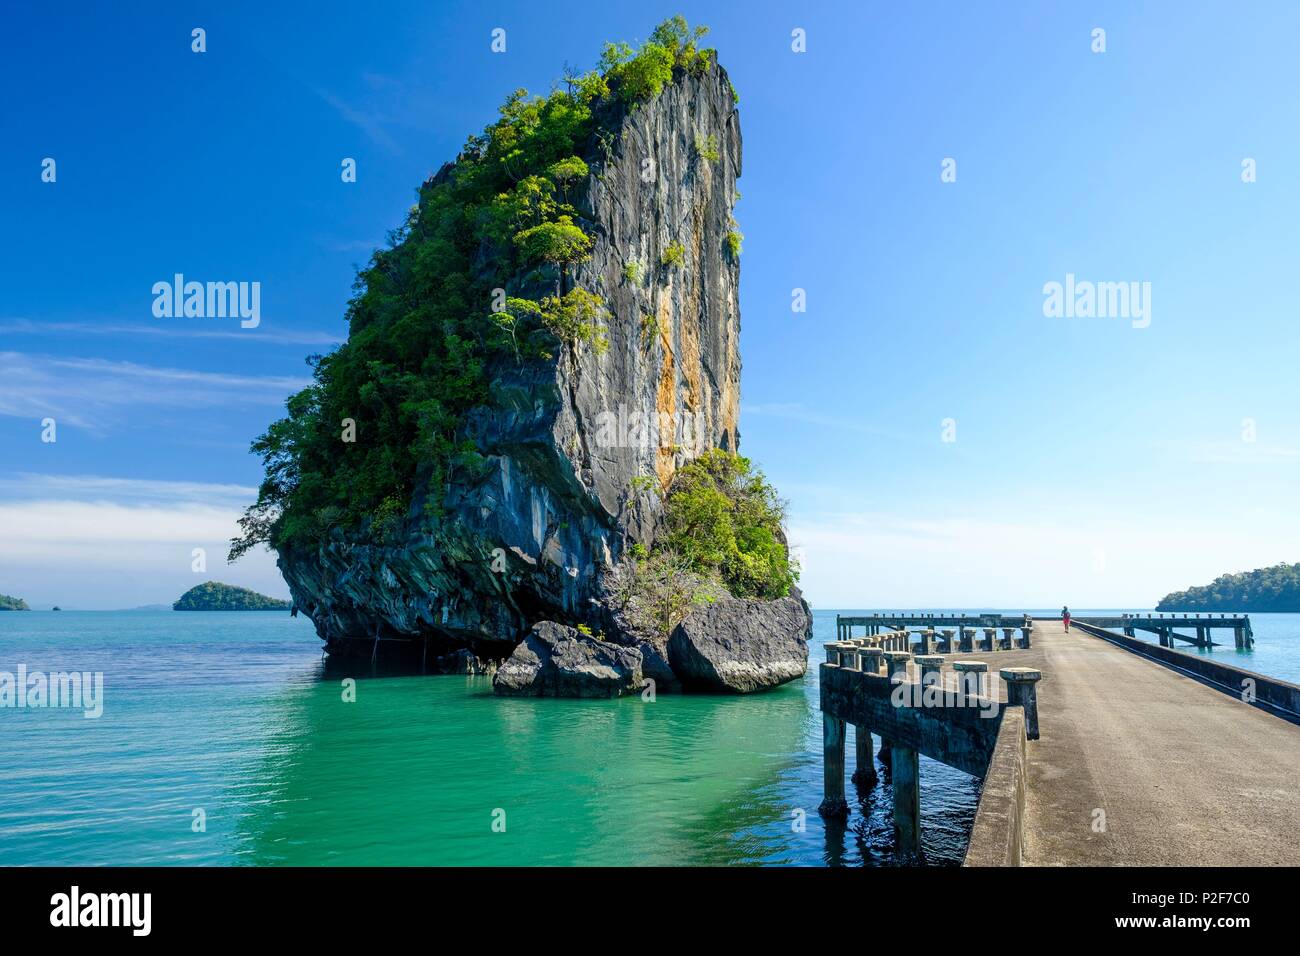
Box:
823;612;1297;864
1006;621;1299;864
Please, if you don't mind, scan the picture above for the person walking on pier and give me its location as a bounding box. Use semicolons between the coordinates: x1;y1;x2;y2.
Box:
1062;606;1071;632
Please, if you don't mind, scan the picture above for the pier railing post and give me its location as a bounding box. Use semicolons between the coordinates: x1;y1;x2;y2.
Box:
1000;667;1042;740
952;660;988;699
861;647;884;676
882;650;911;684
915;655;944;696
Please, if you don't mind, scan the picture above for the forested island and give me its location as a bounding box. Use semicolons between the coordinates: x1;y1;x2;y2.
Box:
1156;562;1300;612
174;582;292;611
0;592;30;611
226;17;812;694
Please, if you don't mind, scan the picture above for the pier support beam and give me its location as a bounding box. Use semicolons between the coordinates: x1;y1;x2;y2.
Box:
852;725;877;787
819;713;849;818
892;745;921;855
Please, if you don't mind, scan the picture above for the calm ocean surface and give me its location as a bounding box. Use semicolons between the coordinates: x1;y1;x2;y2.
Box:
1;607;1295;866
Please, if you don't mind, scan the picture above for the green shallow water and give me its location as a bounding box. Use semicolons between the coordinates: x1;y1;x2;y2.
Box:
0;610;983;866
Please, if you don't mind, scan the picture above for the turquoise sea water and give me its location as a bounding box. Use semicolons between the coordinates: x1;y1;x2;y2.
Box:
0;609;981;866
4;608;1294;866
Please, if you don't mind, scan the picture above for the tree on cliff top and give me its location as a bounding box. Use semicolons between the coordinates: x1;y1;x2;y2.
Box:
230;17;721;562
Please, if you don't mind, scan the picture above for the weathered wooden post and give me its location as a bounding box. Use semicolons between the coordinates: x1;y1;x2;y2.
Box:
892;745;922;855
1000;667;1042;740
952;660;988;699
819;712;849;818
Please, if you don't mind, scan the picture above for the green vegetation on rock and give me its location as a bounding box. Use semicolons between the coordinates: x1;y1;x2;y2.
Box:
659;450;798;600
0;592;30;611
600;16;715;106
1157;562;1300;612
725;229;743;258
230;16;722;562
174;582;292;611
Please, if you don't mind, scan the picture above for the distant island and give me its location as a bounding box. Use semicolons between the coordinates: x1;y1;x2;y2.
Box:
174;582;292;611
0;592;30;611
1156;562;1300;612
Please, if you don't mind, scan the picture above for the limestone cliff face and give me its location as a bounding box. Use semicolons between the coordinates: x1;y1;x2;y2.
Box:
278;62;743;659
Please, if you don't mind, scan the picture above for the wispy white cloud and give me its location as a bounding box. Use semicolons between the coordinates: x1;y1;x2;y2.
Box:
313;87;404;153
0;318;343;346
741;402;912;441
0;473;258;506
0;475;287;609
0;351;311;430
1176;440;1299;464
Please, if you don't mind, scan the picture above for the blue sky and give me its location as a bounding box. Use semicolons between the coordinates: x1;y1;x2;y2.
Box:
3;1;1299;609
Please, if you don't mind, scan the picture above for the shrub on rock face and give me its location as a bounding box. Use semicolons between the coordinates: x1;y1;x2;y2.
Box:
659;450;798;600
602;545;722;641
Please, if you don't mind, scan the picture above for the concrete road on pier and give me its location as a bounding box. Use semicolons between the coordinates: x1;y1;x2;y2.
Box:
986;620;1300;865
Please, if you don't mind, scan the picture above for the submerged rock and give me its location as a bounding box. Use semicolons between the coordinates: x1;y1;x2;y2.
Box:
493;621;645;698
668;592;811;693
435;648;498;676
